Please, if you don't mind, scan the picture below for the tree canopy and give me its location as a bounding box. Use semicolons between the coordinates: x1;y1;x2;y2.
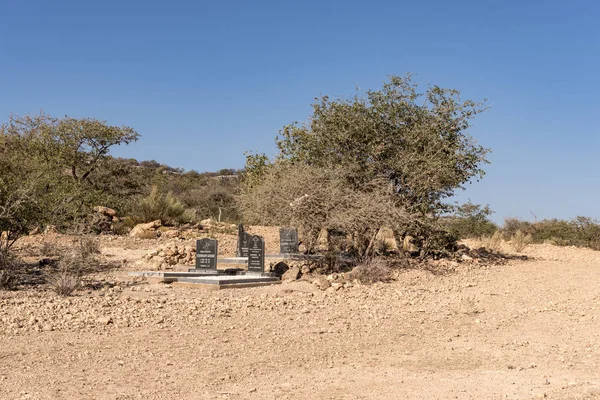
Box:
275;74;490;215
0;113;139;248
241;75;491;256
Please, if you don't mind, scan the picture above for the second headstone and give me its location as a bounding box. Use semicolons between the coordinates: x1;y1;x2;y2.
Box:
237;224;252;258
279;227;299;254
247;235;265;273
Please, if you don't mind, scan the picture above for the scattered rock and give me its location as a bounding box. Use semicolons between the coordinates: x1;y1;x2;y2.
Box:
312;276;331;290
97;317;112;325
282;266;301;282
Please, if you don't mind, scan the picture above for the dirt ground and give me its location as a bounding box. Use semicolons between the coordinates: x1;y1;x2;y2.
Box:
1;234;600;399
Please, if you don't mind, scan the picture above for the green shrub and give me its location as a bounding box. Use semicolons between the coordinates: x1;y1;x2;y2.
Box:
502;217;600;251
446;202;498;239
502;218;535;239
134;186;194;225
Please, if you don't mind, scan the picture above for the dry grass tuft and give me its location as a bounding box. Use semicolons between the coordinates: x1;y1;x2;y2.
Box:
45;236;101;296
511;230;533;253
481;231;503;252
351;259;393;284
47;270;80;296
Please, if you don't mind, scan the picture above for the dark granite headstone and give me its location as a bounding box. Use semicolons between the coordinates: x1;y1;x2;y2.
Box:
236;224;252;257
247;235;265;273
195;238;218;270
279;227;299;254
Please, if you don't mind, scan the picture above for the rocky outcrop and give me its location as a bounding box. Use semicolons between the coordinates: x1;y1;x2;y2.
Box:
129;220;162;239
141;245;197;270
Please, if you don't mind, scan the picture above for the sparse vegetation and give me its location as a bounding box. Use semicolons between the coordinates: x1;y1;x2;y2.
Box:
511;230;533;252
445;202;498;239
47;270;80;296
481;231;503;252
350;259;394;284
45;237;102;296
134;186;194;225
502;217;600;251
0;252;18;290
38;241;60;258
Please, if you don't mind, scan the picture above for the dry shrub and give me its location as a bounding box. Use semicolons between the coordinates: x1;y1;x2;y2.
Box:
77;236;101;261
38;241;60;257
0;253;18;290
46;236;101;296
239;163;410;257
47;270;80;296
511;230;532;252
481;231;503;252
350;259;393;284
110;221;130;236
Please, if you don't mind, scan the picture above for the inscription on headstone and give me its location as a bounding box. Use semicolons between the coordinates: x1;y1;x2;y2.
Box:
247;235;265;273
236;224;252;257
279;227;299;254
195;238;218;270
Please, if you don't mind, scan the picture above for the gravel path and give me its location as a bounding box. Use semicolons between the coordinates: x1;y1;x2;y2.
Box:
1;242;599;399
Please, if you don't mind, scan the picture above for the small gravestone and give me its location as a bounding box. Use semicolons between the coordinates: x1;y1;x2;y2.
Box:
279;227;299;254
247;235;265;273
236;224;252;257
195;238;218;270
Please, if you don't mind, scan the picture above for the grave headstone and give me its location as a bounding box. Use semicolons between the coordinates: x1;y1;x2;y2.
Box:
279;227;299;254
236;224;252;258
247;235;265;273
195;238;218;270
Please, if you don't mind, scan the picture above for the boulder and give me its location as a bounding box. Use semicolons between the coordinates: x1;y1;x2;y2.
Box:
272;262;289;278
312;275;331;290
282;266;301;281
129;221;161;239
315;228;329;251
375;227;399;252
139;220;161;230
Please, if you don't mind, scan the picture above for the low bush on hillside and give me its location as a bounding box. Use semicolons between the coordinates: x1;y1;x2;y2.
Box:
134;186;194;225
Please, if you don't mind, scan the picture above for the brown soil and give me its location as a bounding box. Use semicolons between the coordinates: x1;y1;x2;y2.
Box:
1;235;600;399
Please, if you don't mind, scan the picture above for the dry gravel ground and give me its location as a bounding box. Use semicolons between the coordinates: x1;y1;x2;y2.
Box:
1;240;600;399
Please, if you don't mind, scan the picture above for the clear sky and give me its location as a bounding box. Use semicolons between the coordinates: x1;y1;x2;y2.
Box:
1;0;598;223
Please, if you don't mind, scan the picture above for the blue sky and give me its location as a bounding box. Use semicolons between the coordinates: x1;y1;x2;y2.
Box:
1;0;598;223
